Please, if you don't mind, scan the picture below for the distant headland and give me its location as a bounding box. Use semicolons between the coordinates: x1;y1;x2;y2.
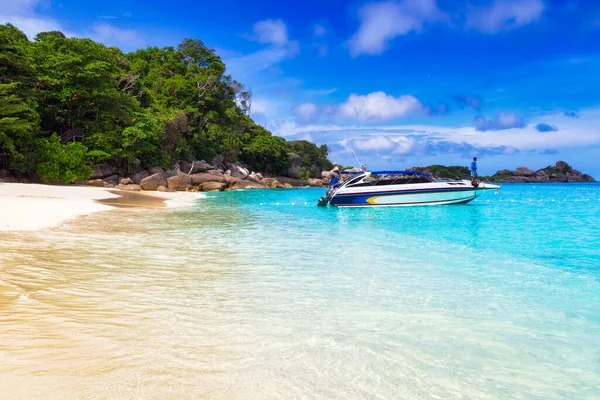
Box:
415;161;595;183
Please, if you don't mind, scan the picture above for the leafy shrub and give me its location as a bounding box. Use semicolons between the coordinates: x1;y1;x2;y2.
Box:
36;134;92;183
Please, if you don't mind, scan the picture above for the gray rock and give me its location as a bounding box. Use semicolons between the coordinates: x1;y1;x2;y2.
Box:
86;179;105;187
132;170;149;184
247;171;261;183
103;174;119;183
515;167;535;176
190;172;227;185
180;160;212;174
167;175;191;191
207;169;225;177
211;155;225;170
149;167;165;175
140;173;167;191
227;163;249;179
285;153;301;179
120;177;134;185
90;164;117;179
163;169;178;178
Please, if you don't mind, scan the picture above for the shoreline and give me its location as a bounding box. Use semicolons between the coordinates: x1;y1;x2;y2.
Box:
0;183;198;232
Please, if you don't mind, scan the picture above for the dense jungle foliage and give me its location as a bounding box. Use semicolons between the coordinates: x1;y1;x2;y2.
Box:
0;24;332;182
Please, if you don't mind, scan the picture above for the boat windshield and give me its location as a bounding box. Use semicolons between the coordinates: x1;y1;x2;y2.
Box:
347;173;433;187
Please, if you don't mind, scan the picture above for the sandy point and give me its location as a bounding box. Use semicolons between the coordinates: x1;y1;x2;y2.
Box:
0;183;198;232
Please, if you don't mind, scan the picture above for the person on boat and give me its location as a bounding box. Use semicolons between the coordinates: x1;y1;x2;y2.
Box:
329;175;340;187
470;157;479;186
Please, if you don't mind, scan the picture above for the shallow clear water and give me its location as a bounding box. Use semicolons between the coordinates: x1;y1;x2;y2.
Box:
1;183;600;399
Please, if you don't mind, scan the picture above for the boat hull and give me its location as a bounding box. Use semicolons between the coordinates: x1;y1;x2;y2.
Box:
329;187;484;207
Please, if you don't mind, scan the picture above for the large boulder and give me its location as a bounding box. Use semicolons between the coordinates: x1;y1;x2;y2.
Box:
149;167;165;176
156;186;170;192
308;178;326;187
226;176;243;187
120;177;134;185
190;172;227;185
260;178;284;189
86;179;105;187
140;173;167;191
285;153;301;179
227;163;249;179
201;182;226;192
207;169;225;178
167;175;191;191
103;174;119;183
247;171;261;183
211;154;226;170
163;169;178;179
230;180;268;190
180;160;212;174
515;167;535;176
275;176;309;187
132;170;150;184
121;184;141;191
90;164;117;180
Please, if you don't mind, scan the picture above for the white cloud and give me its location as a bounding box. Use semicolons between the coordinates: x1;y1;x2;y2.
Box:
0;15;64;38
475;112;526;131
225;47;292;80
348;0;446;56
1;0;143;50
466;0;545;34
294;102;319;122
252;19;289;47
339;91;424;121
90;23;145;48
0;0;72;38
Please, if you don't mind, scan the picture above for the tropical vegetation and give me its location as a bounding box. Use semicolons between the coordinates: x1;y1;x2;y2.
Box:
0;24;332;183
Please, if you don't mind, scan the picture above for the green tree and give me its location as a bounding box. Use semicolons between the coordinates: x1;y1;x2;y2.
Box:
0;24;39;172
241;135;290;172
36;134;92;183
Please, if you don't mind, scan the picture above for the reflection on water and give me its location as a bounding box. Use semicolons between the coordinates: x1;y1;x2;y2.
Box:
1;186;600;399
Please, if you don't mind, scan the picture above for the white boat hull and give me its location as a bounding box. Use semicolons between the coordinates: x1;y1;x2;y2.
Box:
328;180;498;208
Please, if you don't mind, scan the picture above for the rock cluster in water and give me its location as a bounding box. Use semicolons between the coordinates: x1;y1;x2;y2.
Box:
491;161;595;183
85;155;334;192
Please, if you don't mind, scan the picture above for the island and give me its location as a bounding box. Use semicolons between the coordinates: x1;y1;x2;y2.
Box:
414;161;595;183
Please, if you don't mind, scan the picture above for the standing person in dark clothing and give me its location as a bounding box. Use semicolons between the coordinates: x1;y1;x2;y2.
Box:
470;157;479;186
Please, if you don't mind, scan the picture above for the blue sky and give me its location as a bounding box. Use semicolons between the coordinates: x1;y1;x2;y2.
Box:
3;0;600;176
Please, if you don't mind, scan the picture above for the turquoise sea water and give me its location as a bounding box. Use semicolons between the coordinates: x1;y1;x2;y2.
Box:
2;183;600;398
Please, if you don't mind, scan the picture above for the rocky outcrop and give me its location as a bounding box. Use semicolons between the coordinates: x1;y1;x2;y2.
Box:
285;153;301;179
179;160;212;174
140;173;167;190
227;163;249;179
86;179;105;187
260;178;284;189
211;154;226;170
90;164;117;180
274;176;309;187
167;174;191;191
201;182;227;191
492;161;595;183
190;173;227;185
132;170;150;184
120;177;134;185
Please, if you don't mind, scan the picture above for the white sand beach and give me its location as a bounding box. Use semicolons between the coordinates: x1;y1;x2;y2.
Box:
0;183;197;232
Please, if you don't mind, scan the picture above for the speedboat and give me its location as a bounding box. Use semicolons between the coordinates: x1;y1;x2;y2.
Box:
317;170;499;207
